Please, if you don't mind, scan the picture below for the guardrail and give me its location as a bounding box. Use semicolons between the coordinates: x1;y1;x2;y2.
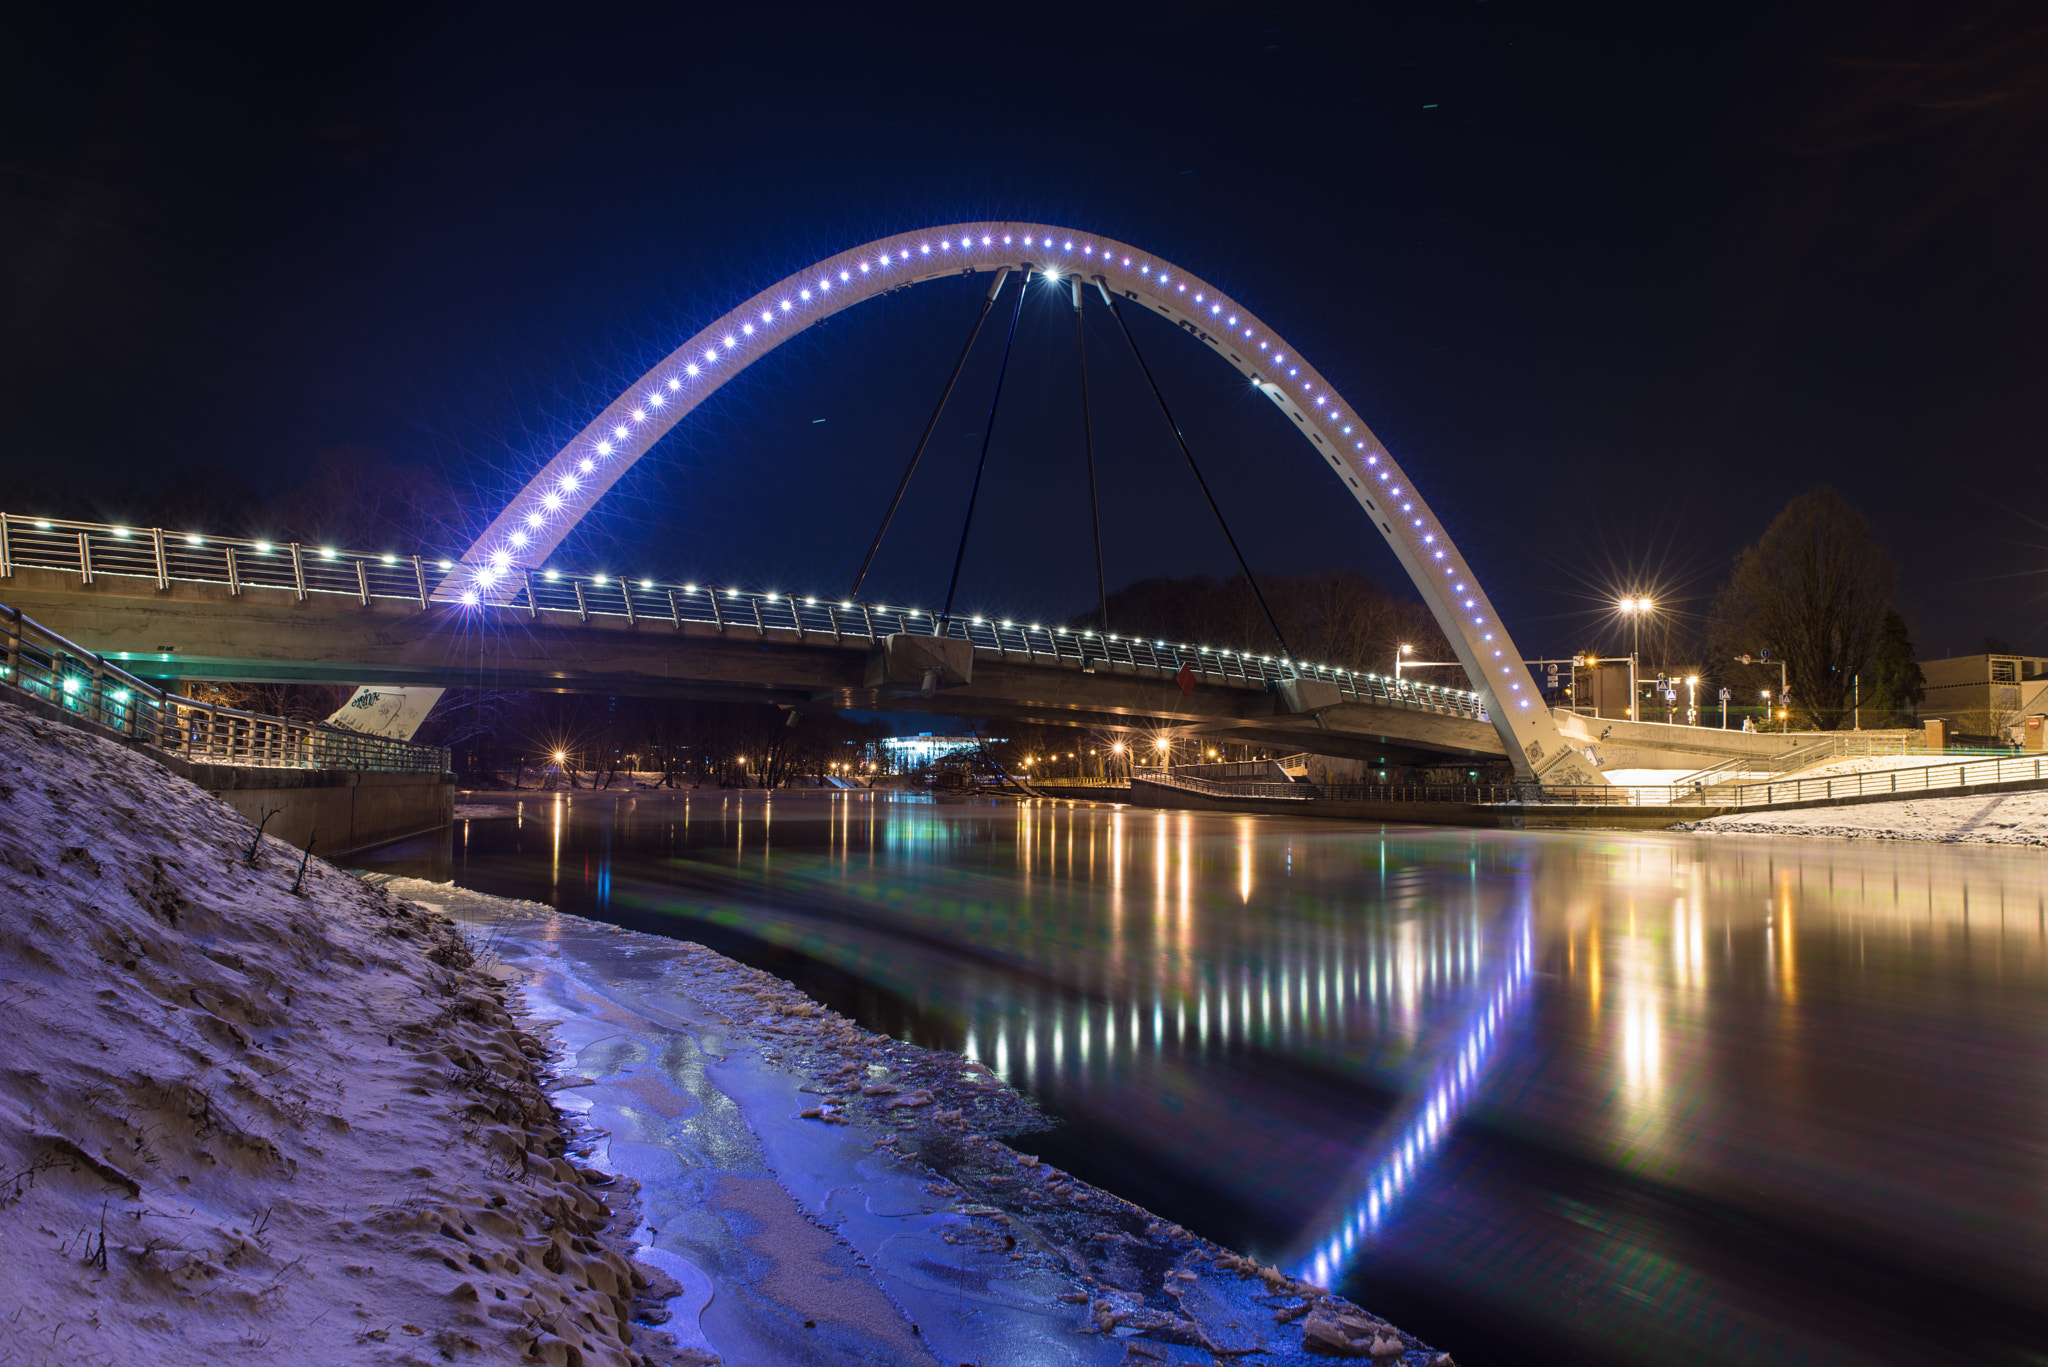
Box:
0;511;1491;721
0;602;450;774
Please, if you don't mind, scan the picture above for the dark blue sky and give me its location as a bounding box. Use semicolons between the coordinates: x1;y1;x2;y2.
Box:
6;2;2045;659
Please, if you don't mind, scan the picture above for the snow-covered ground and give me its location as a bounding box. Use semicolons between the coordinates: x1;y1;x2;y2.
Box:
1680;788;2048;845
0;699;670;1366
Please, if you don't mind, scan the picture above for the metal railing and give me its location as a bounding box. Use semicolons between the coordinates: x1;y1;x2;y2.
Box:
1168;754;1311;782
1134;767;1313;801
1132;754;2048;811
0;602;450;774
1677;731;1927;787
0;511;1491;721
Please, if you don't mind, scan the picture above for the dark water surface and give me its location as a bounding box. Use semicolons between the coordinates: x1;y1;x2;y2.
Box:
355;790;2048;1366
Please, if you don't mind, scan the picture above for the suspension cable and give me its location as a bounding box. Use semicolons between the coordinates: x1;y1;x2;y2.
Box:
1102;285;1295;666
846;267;1012;600
1074;277;1110;634
938;267;1032;634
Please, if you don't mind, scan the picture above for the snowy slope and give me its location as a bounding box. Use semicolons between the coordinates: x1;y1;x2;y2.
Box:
0;699;668;1366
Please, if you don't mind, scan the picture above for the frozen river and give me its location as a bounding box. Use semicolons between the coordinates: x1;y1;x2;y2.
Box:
357;789;2048;1366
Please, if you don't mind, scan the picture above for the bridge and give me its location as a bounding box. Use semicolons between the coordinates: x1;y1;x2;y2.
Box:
5;221;1616;781
0;519;1503;767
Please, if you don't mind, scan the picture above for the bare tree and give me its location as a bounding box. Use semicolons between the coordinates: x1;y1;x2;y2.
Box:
1708;487;1899;731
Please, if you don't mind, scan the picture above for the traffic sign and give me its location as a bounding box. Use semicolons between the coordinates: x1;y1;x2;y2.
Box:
1718;688;1731;701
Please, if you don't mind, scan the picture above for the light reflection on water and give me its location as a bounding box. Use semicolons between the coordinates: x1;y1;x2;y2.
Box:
359;790;2048;1366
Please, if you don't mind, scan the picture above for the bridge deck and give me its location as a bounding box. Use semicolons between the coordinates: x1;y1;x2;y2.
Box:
1;562;1504;765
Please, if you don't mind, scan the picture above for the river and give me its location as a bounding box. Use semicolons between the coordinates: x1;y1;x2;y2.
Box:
354;789;2048;1366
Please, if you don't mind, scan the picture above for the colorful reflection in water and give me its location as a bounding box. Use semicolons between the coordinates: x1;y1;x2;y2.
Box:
360;791;2048;1366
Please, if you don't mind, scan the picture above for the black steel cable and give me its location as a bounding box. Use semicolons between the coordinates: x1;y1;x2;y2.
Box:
846;268;1012;600
1102;286;1295;666
1075;279;1110;634
938;267;1032;634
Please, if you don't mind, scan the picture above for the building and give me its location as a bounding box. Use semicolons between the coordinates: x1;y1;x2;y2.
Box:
1919;653;2048;739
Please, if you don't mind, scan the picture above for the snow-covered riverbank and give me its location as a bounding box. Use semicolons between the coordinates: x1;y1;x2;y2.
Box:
0;701;671;1366
1678;788;2048;845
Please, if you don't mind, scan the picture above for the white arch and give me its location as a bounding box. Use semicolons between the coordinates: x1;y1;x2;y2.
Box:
461;222;1600;783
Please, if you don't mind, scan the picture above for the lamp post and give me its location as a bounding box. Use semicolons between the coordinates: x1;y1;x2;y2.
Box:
1685;675;1699;726
1619;598;1652;721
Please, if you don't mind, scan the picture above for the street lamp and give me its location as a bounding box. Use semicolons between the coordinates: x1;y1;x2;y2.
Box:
1685;676;1699;726
1619;598;1653;721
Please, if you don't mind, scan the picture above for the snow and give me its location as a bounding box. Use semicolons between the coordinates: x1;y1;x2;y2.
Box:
0;698;674;1366
1680;788;2048;845
1779;752;1975;780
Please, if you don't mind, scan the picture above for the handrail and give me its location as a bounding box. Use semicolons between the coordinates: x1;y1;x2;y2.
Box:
0;510;1491;721
0;600;449;774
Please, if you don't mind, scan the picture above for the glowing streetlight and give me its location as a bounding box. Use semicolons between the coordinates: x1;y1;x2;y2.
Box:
1618;598;1654;721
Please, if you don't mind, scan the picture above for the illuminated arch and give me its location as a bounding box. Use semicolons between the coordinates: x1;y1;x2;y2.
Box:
464;223;1598;782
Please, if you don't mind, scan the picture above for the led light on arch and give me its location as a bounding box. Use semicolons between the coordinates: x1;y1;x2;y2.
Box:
579;459;594;474
597;440;613;456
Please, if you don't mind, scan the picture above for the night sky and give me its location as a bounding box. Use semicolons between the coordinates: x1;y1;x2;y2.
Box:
6;3;2045;662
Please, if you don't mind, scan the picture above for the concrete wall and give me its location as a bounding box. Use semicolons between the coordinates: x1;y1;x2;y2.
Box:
173;763;454;858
